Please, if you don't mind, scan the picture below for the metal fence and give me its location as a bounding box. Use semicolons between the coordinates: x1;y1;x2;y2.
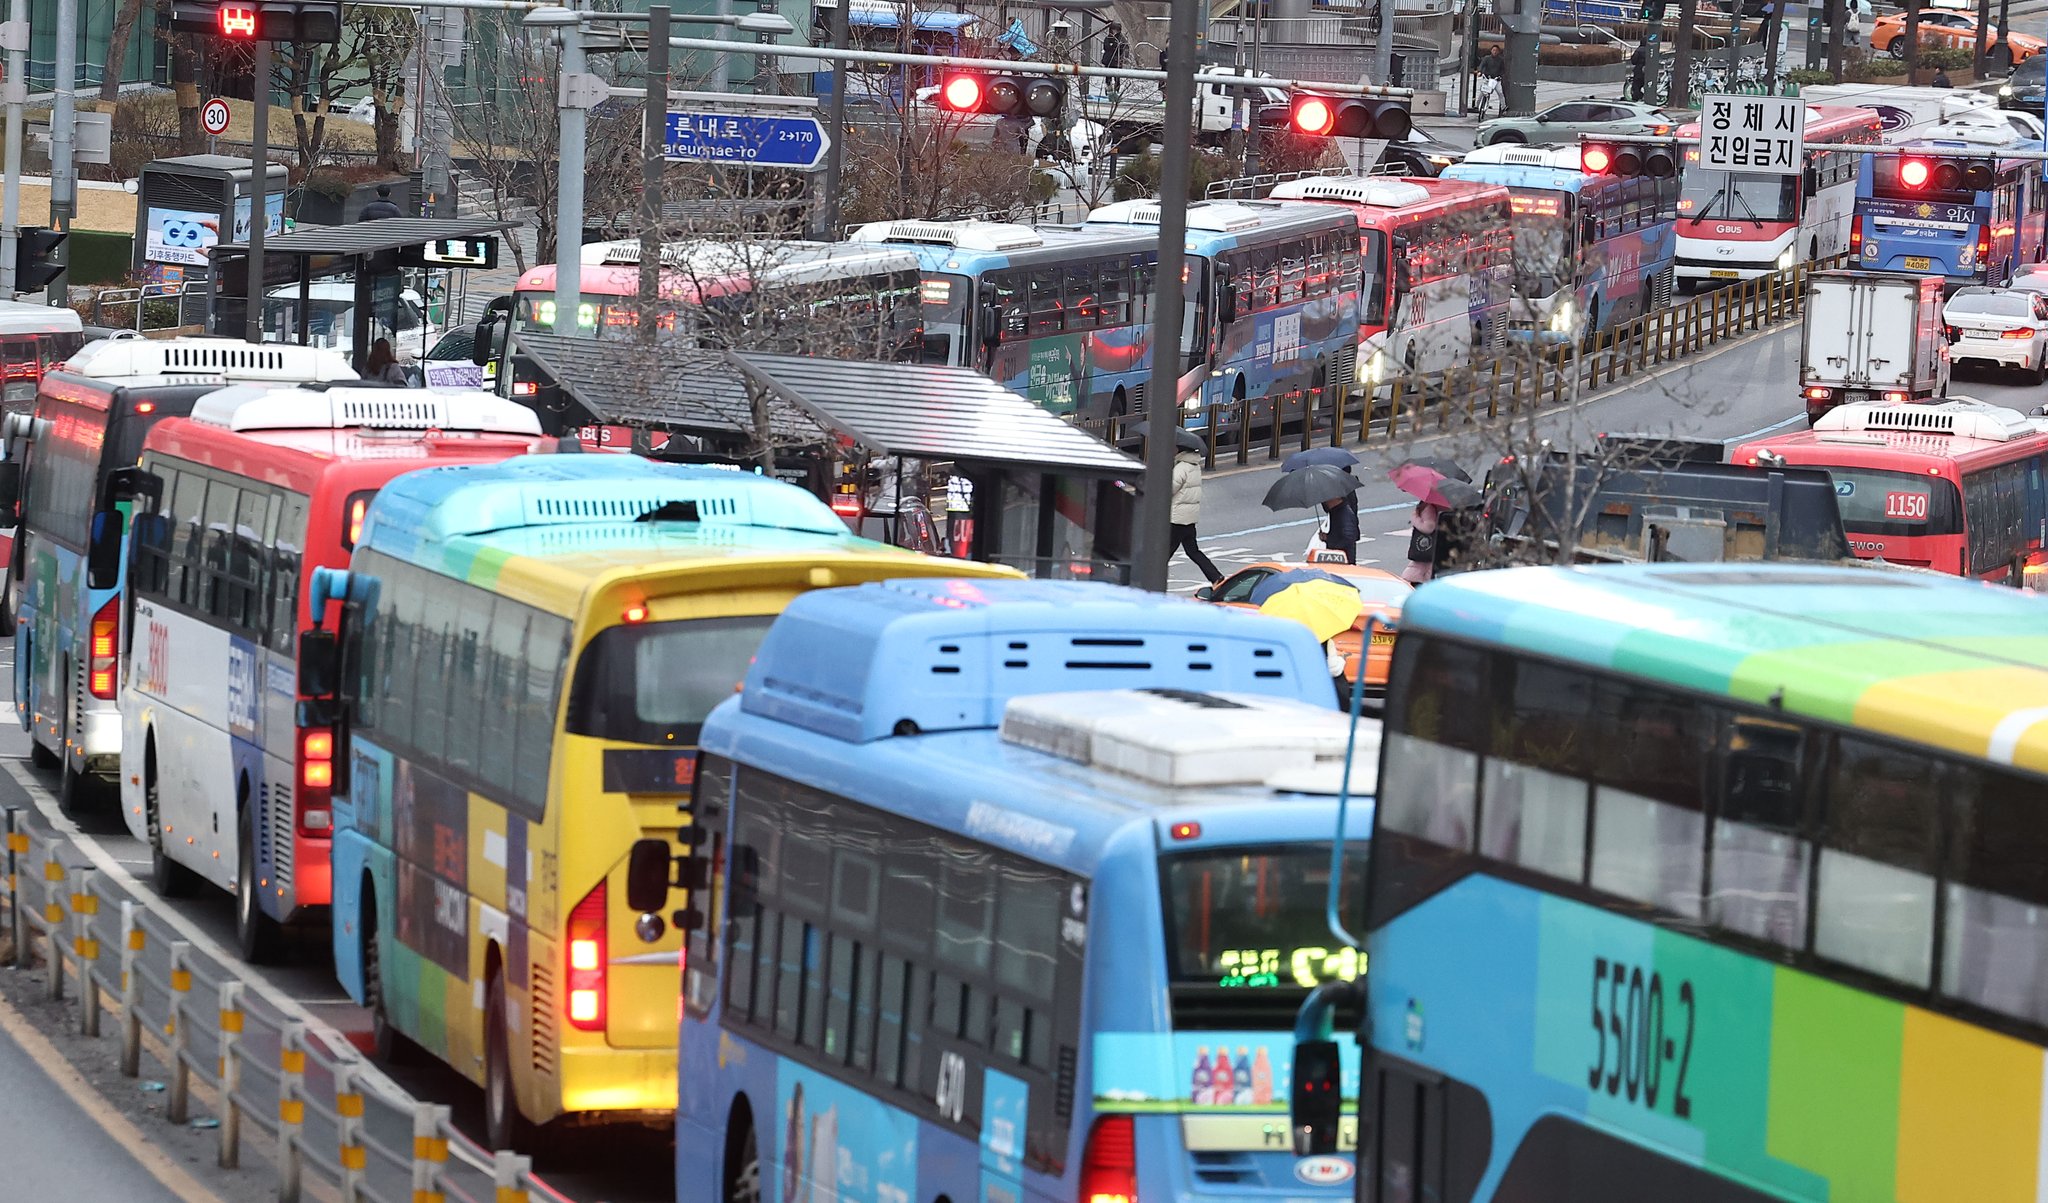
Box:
1076;257;1832;468
0;807;566;1203
87;282;208;334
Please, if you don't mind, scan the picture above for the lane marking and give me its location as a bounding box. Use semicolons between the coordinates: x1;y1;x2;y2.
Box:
1725;413;1804;445
0;984;224;1203
1212;500;1413;540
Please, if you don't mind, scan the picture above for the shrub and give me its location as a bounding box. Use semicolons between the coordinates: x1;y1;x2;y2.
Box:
1914;46;1975;71
1539;42;1628;65
1785;67;1834;87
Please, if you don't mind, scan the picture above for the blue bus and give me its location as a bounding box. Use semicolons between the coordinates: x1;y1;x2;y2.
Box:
847;220;1171;421
0;336;352;816
1853;143;2048;288
1445;143;1680;341
1084;199;1365;427
668;577;1378;1201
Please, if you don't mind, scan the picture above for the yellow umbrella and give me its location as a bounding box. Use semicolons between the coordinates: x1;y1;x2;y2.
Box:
1258;578;1364;644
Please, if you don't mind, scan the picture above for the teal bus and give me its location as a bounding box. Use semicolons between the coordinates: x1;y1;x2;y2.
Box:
1342;563;2048;1200
668;578;1378;1201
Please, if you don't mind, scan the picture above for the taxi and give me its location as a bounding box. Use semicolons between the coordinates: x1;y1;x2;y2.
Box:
1197;559;1412;693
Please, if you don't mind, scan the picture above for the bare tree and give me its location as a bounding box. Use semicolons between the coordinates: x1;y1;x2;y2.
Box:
101;0;148;102
354;8;420;166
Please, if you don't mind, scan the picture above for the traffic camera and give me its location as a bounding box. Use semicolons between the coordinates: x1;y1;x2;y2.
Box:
1579;139;1678;178
936;72;1066;118
1288;90;1413;140
167;0;342;41
1885;154;1995;193
12;226;66;293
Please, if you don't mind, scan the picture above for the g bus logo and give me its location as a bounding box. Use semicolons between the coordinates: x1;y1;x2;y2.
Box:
1295;1155;1355;1185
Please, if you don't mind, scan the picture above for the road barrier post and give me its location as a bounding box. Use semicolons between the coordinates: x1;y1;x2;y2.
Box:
218;979;244;1168
1331;388;1348;447
119;900;140;1076
42;853;64;1000
412;1102;451;1203
168;940;192;1123
493;1151;531;1203
1236;395;1252;466
338;1062;367;1202
4;808;20;968
278;1022;306;1203
1488;357;1502;419
71;866;98;1036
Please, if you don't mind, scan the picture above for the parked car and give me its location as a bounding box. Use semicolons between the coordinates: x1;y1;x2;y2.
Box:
1195;560;1411;695
1942;286;2048;381
1870;9;2045;63
1476;98;1674;147
2001;54;2047;110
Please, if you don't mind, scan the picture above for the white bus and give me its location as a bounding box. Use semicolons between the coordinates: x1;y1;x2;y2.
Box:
1674;105;1884;288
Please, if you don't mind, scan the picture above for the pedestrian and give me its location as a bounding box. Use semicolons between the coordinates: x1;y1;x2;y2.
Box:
364;337;409;385
1628;41;1648;101
1326;639;1350;708
945;472;976;559
1402;499;1445;585
1932;67;1953;88
1170;445;1223;584
1478;46;1506;115
1320;492;1360;564
357;184;403;221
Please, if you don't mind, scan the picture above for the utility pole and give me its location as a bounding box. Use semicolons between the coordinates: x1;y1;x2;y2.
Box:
813;0;849;238
1723;0;1742;87
711;0;732;89
1904;0;1919;78
1136;0;1198;593
1671;0;1695;109
47;0;75;303
1973;0;1990;77
0;0;25;294
755;0;779;95
639;4;668;340
552;7;587;334
1827;0;1845;81
244;39;272;344
1375;0;1396;84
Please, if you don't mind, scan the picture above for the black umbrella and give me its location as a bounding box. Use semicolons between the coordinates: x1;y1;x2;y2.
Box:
1392;454;1472;484
1262;463;1362;511
1129;420;1203;452
1281;447;1361;472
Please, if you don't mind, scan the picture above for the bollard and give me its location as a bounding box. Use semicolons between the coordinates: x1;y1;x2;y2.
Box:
119;901;141;1076
493;1151;532;1203
337;1063;367;1203
42;855;64;1001
278;1022;306;1203
4;808;21;968
412;1102;451;1203
218;980;244;1168
71;867;98;1036
167;940;192;1124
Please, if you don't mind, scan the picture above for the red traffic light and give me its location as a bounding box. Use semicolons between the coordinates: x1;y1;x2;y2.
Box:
1899;157;1931;189
940;74;983;111
1293;95;1336;136
936;72;1065;117
1581;144;1613;173
218;1;258;35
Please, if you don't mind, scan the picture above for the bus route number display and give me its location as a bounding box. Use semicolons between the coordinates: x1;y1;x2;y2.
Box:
1701;94;1804;176
1217;945;1362;989
1588;956;1696;1118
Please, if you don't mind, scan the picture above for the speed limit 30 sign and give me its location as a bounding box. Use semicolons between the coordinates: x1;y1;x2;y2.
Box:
202;98;231;136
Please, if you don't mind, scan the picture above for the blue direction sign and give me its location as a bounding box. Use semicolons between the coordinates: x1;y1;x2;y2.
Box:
663;111;831;171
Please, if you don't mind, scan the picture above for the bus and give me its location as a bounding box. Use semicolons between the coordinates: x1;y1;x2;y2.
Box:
669;576;1375;1202
1342;562;2048;1201
480;239;922;415
1260;175;1514;382
1732;398;2048;584
312;456;1017;1150
113;385;553;960
1445;144;1680;342
1674;105;1884;288
1852;143;2048;288
846;220;1171;421
1083;199;1365;425
0;299;87;408
0;337;355;814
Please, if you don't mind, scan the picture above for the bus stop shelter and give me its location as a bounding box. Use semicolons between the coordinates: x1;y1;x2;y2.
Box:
209;217;512;374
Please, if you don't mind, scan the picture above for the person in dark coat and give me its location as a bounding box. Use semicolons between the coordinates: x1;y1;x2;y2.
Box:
1931;68;1953;88
1628;41;1648;101
357;185;403;221
1321;494;1360;564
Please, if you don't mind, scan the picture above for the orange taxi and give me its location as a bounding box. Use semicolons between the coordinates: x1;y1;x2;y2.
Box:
1197;560;1412;693
1869;11;2044;61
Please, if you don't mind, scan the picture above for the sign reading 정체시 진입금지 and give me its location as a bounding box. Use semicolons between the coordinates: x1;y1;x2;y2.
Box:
1700;94;1804;176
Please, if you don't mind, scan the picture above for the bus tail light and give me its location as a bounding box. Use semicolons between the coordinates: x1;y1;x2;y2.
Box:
1079;1114;1137;1203
341;490;377;552
566;880;607;1032
1978;227;1990;268
1849;216;1862;257
297;727;334;834
88;597;117;699
2004;327;2038;339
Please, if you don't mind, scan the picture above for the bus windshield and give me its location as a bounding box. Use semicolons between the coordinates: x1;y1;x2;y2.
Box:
1679;168;1798;225
919;273;971;366
1164;844;1369;992
567;614;778;745
512;291;652;338
1506;189;1572;294
1826;467;1964;536
1360;229;1389;327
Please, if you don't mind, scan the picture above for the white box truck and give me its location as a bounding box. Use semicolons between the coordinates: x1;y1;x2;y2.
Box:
1800;270;1950;424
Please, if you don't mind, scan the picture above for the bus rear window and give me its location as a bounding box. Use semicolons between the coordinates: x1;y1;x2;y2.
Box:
1163;844;1369;991
566;614;776;745
1825;468;1962;536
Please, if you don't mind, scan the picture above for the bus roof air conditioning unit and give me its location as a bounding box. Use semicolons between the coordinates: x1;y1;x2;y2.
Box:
192;385;545;436
67;337;357;383
850;220;1044;251
1819;398;2033;441
1273;177;1431;208
1184;202;1268;233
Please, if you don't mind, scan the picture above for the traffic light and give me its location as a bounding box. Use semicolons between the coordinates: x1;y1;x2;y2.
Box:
1886;154;1995;192
13;227;66;293
165;0;341;41
1580;140;1677;178
1288;90;1412;140
935;72;1065;118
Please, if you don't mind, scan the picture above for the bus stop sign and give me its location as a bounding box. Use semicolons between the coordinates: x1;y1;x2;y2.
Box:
662;112;831;171
1700;94;1804;176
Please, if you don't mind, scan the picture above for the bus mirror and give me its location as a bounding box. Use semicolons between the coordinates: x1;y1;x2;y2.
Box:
100;465;160;511
471;313;499;365
1290;1038;1344;1156
298;629;340;699
86;509;125;591
1803;166;1819;197
981;305;1004;347
626;838;673;914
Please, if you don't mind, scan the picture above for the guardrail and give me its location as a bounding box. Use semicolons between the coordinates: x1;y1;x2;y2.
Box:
1077;256;1833;467
0;807;566;1203
87;283;208;334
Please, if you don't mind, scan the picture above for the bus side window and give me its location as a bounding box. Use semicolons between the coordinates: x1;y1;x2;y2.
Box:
269;493;306;655
229;486;270;639
198;477;238;620
1940;766;2048;1025
1708;715;1812;949
1813;736;1943;988
132;460;177;599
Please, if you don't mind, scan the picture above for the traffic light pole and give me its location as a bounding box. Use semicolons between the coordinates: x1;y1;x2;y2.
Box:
244;37;269;345
555;10;587;336
0;0;23;295
46;0;73;304
1135;0;1197;595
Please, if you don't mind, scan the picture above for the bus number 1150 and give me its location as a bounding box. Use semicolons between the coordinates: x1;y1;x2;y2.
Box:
1588;957;1696;1119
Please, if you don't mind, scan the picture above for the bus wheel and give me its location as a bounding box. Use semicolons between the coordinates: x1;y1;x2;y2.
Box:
145;740;196;899
235;798;285;963
363;880;411;1065
484;970;535;1153
724;1115;761;1203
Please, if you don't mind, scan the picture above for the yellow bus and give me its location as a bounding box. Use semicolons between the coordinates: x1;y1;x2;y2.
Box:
308;455;1017;1149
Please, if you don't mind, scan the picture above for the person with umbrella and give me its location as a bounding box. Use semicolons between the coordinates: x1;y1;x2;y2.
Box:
1320;493;1360;564
1256;573;1364;707
1283;449;1361;562
1164;427;1222;584
1261;461;1364;568
1387;457;1481;583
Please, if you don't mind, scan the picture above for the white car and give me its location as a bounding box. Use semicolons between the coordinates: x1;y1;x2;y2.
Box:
1943;286;2048;381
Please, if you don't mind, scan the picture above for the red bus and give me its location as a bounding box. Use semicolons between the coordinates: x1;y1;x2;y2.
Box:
1265;174;1514;386
1733;398;2048;585
110;385;557;959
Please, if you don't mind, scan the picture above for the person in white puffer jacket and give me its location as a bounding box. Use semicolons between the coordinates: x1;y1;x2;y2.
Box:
1170;448;1221;584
